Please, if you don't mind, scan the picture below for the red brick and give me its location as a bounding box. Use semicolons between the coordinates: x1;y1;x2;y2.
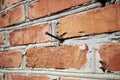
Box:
57;4;120;38
26;45;88;69
60;77;80;80
0;5;25;28
9;23;50;46
29;75;50;80
0;51;22;68
99;43;120;71
5;0;22;7
118;4;120;26
7;74;50;80
7;74;28;80
0;76;2;80
0;0;2;10
0;32;4;47
29;0;91;20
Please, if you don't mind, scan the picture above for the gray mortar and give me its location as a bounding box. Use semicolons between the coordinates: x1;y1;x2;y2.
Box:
0;70;120;79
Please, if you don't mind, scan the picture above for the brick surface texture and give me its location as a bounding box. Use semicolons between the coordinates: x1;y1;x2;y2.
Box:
0;0;2;10
29;75;50;80
0;32;3;47
0;51;22;68
29;0;91;20
60;77;80;80
0;5;25;28
7;74;50;80
5;0;22;7
0;0;120;80
57;4;120;38
9;23;50;46
99;43;120;71
26;45;88;69
0;76;2;80
7;74;28;80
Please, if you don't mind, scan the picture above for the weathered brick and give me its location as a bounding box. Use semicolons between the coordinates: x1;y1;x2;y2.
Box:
7;74;28;80
0;32;4;47
57;4;120;38
60;77;80;80
0;5;25;28
9;23;50;46
5;0;22;7
99;43;120;71
0;76;2;80
7;74;50;80
26;45;88;69
118;4;120;26
29;0;91;20
0;0;2;10
0;51;22;68
29;75;50;80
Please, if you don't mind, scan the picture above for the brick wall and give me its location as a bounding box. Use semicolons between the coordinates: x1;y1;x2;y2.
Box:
0;0;120;80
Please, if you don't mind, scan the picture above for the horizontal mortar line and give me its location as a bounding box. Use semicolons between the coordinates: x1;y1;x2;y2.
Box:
63;37;112;45
0;46;27;51
0;42;59;51
0;69;120;79
1;31;120;51
1;34;120;51
28;0;38;5
0;2;101;31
